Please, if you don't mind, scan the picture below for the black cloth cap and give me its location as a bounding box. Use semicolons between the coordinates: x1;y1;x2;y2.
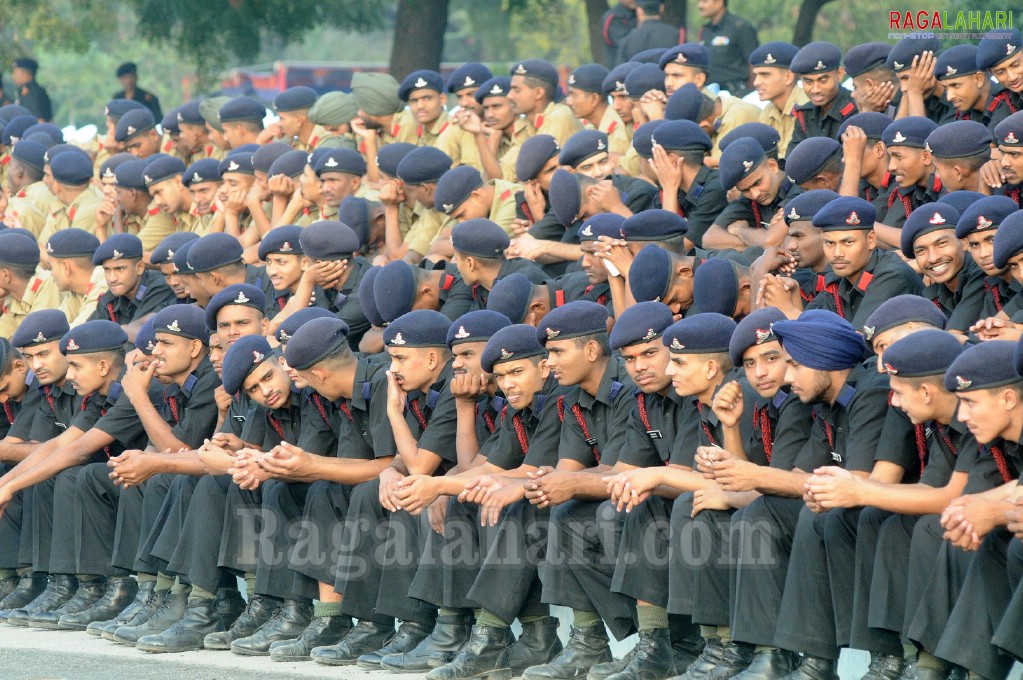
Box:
719;137;765;191
978;28;1023;71
956;195;1019;238
377;142;418;178
785;137;841;185
188;233;244;272
862;294;947;342
559;130;610;167
11;309;70;348
93;233;143;265
652;119;712;152
623;63;666;98
448;63;493;93
945;340;1019;392
568;64;610;93
151;232;199;266
373;260;417;324
811;195;876;231
482;324;547;372
285;317;350;369
273;86;318;112
447;310;512;348
790;41;842;75
925;120;992;158
662;313;737;354
628;244;672;303
900;203;962;259
60;320;128;355
883;329;964;378
276;307;340;345
144;155;187;187
435;165;485;215
114;109;155;142
693;258;740;317
258;225;304;260
887;34;941;73
609;301;674;350
578;212;627;241
384;309;452;348
882;115;937;148
536;300;609;345
222;335;273;395
750;42;800;69
300;220;361;260
515;134;560;182
152;304;209;343
843;42;892;77
218;96;267;123
622;209;687;241
396;146;453;185
784;189;839;224
183;158;222;186
729;307;787;366
486;273;534;324
452;218;510;258
46;228;100;259
399;70;444;101
205;284;265;332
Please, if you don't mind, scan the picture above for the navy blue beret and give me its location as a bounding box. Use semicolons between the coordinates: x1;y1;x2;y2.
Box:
569;64;610;93
559;130;610;167
46;228;100;259
144;155;187;187
286;316;350;370
114;159;148;191
994;211;1023;269
11;309;70;348
631;119;666;159
481;324;546;372
956;195;1019;238
1;115;36;146
946;340;1019;392
719;137;765;191
882;116;936;148
693;258;740;317
43;144;82;165
448;63;493;93
338;196;372;248
602;62;639;95
623;63;666;98
790;41;842;75
447;310;512;348
486;273;535;324
728;307;787;366
452;218;510;257
267;149;308;180
218;96;267;123
664;83;706;122
188;233;244;272
219;152;255;176
277;307;342;345
358;266;387;328
315;147;368;175
882;329;963;378
536;300;609;345
11;140;48;173
888;34;940;73
150;232;199;266
396;146;453;185
718;122;781;155
659;44;710;71
175;100;205;126
784;189;839;224
862;294;947;343
609;301;674;350
811;195;876;231
510;59;559;87
435;165;484;215
93;233;143;265
663;313;737;354
384;309;452;348
152;304;209;343
934;44;979;80
900;203;962;259
161;106;182;135
252;142;292;174
114;108;155;142
843;42;893;78
651;119;712;152
994;111;1023;148
300;220;361;260
632;48;667;64
22;123;62;146
515;134;560;182
474;77;513;103
171;240;196;274
629;244;673;303
622;209;687;241
274;86;318;112
232;144;260;155
98;154;136;183
0;104;33;124
925;120;992;158
205;284;265;331
374;260;417;324
578;212;626;241
60;320;128;355
222;335;273;395
0;232;36;268
978;28;1023;71
182;158;221;187
785;137;842;185
838;112;895;140
548;169;581;228
377;142;418;178
750;42;800;69
258;225;304;261
105;98;147;121
135;317;157;354
399;70;444;101
939;191;985;215
49;150;93;186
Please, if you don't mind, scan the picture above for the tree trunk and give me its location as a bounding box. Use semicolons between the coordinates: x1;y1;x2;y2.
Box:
792;0;836;46
583;0;607;63
389;0;449;80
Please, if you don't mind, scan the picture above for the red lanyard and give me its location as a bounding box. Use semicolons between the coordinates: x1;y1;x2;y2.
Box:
754;404;773;463
694;401;717;447
409;399;428;431
512;412;529;455
165;395;180;424
267;412;286;441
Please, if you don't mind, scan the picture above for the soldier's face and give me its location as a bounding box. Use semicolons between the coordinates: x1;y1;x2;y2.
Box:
125;131;160;159
580;242;610;285
265;253;304;293
887;147;930;188
208;333;226;375
215;306;266;346
956;387;1018;444
1005;251;1023;284
158;263;189;299
387;346;440;393
242;360;292;409
450;191;489;222
943;73;986;112
911;228;963;286
998;145;1023;183
990;53;1023;93
152;333;200;377
784;359;833;404
407;89;444;125
784;221;826;271
66;354;108;396
543;338;591;387
752;67;792;102
663;64;703;96
19;342;67;386
11;67;30;87
508;76;539;116
207;125;228;150
575;152;613;179
492;358;547;410
115;187;144;214
621;340;670;393
300;165;323;202
734;162;780;205
800;71;841;108
102;258;145;298
454;87;483;116
188;181;220;214
180;123;208;151
611;92;634;124
822;229;875;281
451;341;487;378
565;87;599;118
697;0;725;17
537;156;561;192
482;97;516;131
742;341;788;399
179;273;210;307
665;353;714;398
964;229;1001;276
151;178;189;214
43;165;54;193
888;376;933;425
277;110;307;138
319;172;358;206
221;172;254;197
0;359;28;404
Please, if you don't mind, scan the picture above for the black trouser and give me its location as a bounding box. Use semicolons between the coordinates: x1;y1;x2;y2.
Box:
334;479;435;625
0;464;25;569
74;462;128;577
991;538;1023;662
856;511;918;656
256;480;315;601
823;507;867;650
905;519;974;652
47;466;87;575
729;495;802;646
668;493;736;628
612;496;671;607
165;475;231;593
289;480;355;594
133;473;185;575
216;482;263;579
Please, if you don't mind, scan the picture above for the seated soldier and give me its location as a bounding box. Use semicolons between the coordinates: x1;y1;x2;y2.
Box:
313;147;366;222
924;120;992;193
453;76;532;182
217;97;266;150
934;45;1013;129
0;230;61;339
878;117;944;240
692;257;751;321
957;197;1019;333
784;137;843;192
786;41;857;155
107;158;177;254
371;258;473;325
89;233;176;340
435;62;492;171
434;165;523;235
115;109;162;160
397;70;450;147
837;112;895;223
507;59;582;146
149;232;200;303
37;149;104;245
887;35;954;125
449;218;547;310
393;146;455;263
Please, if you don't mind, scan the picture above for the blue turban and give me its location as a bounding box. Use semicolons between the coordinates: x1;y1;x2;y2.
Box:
772;310;868;371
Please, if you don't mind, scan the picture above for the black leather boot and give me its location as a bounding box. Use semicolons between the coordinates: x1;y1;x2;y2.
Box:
896;661;950;680
381;612;475;672
269;614;353;662
508;617;563;675
671;630;705;674
357;619;432;668
673;638;725;680
203;594;281;650
732;649;799;680
0;573;47;620
426;624;516;680
136;597;224;653
32;577;107;628
706;642;755;680
311;619;395;666
7;575;78;627
603;628;676;680
59;576;138;630
113;589;188;645
782;656;838;680
100;585;165;641
861;654;906;680
0;575;20;601
522;625;613;680
230;599;313;655
86;579;151;636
